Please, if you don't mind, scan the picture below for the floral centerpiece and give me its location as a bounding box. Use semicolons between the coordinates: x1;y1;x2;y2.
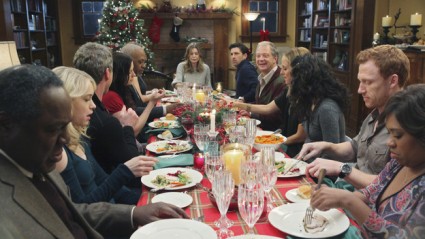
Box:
172;100;235;145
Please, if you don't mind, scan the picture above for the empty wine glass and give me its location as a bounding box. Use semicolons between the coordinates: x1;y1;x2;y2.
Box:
244;119;257;149
241;160;262;189
212;170;235;238
238;182;265;237
205;152;223;184
259;147;277;212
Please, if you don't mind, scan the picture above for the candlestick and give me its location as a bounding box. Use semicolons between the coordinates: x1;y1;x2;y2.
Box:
382;26;391;44
409;25;422;42
410;13;422;26
210;109;216;133
382;15;392;27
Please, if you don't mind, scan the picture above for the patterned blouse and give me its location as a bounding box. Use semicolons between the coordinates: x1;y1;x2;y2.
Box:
360;158;425;238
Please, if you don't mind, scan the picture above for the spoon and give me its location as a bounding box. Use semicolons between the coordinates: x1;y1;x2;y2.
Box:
269;128;282;135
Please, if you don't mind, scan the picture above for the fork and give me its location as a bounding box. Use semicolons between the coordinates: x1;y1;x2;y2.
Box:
304;168;326;225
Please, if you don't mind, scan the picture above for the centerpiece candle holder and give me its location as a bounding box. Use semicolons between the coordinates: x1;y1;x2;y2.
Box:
410;25;422;42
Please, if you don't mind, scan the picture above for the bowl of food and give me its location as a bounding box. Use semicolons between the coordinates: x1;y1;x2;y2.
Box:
253;130;286;151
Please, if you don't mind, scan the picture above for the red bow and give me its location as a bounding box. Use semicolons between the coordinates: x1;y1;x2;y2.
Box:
260;30;270;42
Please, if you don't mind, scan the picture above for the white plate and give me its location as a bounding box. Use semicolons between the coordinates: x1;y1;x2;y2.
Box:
285;188;310;203
161;97;180;103
146;140;192;154
229;235;282;239
275;157;308;178
151;192;193;208
141;167;203;190
130;218;216;239
254;151;286;161
157;133;182;140
268;203;350;238
164;90;177;96
148;120;179;129
159;116;179;121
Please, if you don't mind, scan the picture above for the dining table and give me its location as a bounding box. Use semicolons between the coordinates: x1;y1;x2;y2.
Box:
138;134;361;238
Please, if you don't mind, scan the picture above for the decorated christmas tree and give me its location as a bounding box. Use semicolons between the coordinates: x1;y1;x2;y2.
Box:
97;0;154;70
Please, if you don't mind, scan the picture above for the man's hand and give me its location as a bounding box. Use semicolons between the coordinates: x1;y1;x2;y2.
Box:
149;88;165;102
113;106;138;128
306;158;342;178
133;202;189;226
124;156;158;177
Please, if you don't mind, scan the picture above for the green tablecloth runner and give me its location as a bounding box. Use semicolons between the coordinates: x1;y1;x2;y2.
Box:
153;153;193;169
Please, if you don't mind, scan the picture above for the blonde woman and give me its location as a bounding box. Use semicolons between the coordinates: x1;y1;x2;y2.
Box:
172;42;212;88
53;66;157;205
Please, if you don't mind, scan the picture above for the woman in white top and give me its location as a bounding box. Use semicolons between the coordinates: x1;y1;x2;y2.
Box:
172;42;211;88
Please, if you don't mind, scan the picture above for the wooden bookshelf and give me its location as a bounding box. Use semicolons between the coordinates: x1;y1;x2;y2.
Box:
1;0;61;68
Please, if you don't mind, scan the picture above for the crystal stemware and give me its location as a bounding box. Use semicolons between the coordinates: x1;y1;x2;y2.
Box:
205;152;223;184
244;119;257;149
194;123;209;152
241;160;262;189
181;117;194;141
238;182;265;237
212;170;235;238
259;147;277;212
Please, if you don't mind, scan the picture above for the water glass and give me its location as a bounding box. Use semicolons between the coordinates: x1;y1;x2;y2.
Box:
222;111;237;134
212;170;235;238
229;126;245;143
241;160;262;189
194;123;209;152
244;119;257;148
238;182;265;236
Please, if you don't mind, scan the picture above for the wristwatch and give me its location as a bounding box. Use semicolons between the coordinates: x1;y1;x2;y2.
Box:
339;163;352;178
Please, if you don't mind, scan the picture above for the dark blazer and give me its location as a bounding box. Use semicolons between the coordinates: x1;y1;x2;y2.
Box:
0;155;135;239
235;59;258;103
88;95;139;173
254;66;286;131
128;79;163;121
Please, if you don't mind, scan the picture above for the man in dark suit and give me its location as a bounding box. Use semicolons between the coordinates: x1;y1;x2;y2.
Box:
0;65;188;238
229;42;258;103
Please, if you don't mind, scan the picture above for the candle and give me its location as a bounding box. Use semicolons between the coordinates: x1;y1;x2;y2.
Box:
210;109;216;133
411;13;422;26
192;83;196;98
261;17;265;31
222;149;245;185
382;15;392;27
193;152;205;170
195;89;205;103
373;32;380;40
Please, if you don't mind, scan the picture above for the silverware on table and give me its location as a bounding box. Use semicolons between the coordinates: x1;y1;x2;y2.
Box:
304;168;326;224
282;158;303;175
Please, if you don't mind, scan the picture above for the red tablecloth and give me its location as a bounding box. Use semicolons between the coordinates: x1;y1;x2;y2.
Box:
138;171;310;237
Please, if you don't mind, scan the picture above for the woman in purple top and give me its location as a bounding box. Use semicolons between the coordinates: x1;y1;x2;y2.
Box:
308;84;425;238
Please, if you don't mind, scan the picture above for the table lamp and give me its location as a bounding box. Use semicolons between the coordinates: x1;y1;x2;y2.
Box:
244;12;260;61
0;41;20;70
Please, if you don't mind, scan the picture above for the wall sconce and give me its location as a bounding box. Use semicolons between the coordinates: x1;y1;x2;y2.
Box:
243;12;259;60
0;41;20;71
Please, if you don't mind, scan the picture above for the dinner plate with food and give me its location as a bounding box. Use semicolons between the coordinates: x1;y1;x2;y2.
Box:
141;167;203;190
161;97;180;103
285;185;312;203
157;130;182;140
148;120;179;129
146;140;192;154
275;157;308;178
268;203;350;238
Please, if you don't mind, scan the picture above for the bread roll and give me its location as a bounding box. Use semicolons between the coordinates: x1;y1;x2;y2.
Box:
297;185;312;199
165;113;176;120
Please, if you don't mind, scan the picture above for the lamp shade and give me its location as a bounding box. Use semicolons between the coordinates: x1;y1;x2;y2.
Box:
244;12;260;21
0;41;20;71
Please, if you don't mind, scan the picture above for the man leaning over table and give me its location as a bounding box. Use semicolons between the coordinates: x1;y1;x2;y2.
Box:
121;42;180;122
252;41;285;131
298;45;409;189
229;42;258;103
0;65;188;238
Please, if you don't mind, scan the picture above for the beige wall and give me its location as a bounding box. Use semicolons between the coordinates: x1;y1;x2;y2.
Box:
58;0;425;71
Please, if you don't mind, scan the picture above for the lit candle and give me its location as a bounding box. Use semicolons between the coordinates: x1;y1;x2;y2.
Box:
210;109;216;133
195;89;205;103
373;32;380;40
192;83;196;98
222;149;245;185
411;13;422;26
261;17;265;31
382;15;392;27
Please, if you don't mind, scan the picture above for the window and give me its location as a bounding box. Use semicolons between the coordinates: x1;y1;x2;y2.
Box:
73;0;104;44
241;0;288;42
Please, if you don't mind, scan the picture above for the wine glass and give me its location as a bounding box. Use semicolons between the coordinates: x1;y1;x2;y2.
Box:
241;160;262;189
212;170;235;238
259;147;277;212
229;126;245;143
222;111;237;134
194;123;209;152
244;119;257;149
238;182;265;237
205;151;223;184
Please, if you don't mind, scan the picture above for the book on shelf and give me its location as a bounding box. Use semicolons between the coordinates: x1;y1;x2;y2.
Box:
303;1;313;15
336;0;352;10
314;15;329;27
316;0;329;10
